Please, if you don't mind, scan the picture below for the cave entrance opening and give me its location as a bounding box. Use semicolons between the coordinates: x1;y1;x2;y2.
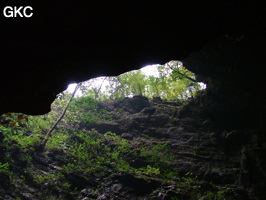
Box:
0;61;210;199
64;60;206;101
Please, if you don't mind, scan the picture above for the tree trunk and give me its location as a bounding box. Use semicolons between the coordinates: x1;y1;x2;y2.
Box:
41;83;81;148
95;77;107;99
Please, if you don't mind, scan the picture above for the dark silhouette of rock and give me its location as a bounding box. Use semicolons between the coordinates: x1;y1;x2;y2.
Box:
0;2;265;116
114;95;150;114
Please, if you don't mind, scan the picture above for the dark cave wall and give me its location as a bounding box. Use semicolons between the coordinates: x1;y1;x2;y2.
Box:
0;0;265;117
181;36;266;130
0;1;265;115
180;36;266;198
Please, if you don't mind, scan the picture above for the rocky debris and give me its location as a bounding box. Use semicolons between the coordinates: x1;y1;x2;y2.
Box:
85;122;122;135
0;96;265;199
114;95;150;114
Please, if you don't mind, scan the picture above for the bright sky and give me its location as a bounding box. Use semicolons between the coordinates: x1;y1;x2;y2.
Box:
66;83;82;96
140;64;160;77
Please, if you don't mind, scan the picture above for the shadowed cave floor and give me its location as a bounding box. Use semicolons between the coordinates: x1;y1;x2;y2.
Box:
0;95;264;200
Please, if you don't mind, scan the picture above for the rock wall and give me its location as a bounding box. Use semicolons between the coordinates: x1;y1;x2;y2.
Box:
0;1;265;115
181;36;266;130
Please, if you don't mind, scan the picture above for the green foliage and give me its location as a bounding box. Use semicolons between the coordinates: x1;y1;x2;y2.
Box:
0;162;9;174
137;143;179;179
66;132;103;170
35;172;55;184
104;131;130;153
136;165;160;175
103;131;131;171
0;161;14;184
181;172;198;187
193;145;198;156
155;61;201;99
118;70;147;96
140;143;175;166
79;60;204;100
45;131;68;150
0;123;41;151
64;95;113;129
57;131;130;177
62;163;76;174
200;190;227;200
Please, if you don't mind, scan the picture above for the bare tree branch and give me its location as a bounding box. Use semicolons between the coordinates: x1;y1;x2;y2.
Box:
41;82;81;148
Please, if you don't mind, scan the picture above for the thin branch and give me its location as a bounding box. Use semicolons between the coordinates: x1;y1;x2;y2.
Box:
166;63;197;82
41;82;81;148
95;77;107;98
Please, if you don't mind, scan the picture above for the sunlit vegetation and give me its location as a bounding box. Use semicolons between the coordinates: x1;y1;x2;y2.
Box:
76;61;205;100
0;61;216;199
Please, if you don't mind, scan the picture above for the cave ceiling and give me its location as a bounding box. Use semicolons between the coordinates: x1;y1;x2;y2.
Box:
0;1;265;115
